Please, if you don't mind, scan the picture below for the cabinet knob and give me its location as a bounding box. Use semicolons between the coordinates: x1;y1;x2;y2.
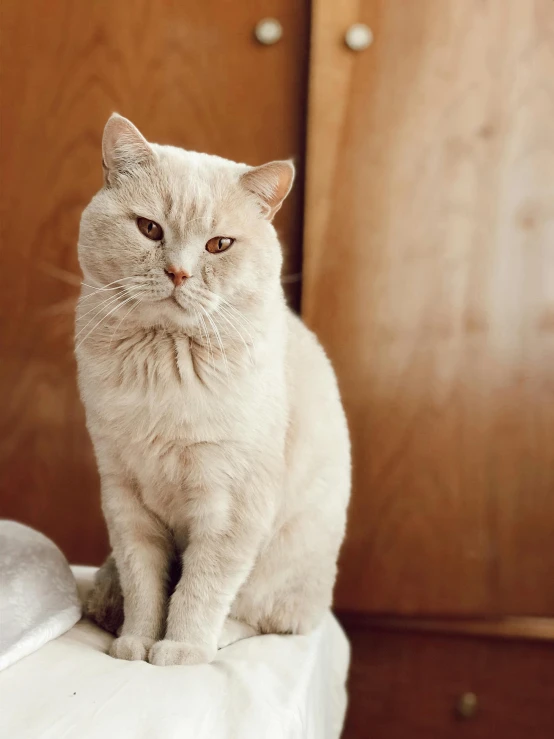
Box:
254;18;283;46
455;692;478;720
344;23;373;52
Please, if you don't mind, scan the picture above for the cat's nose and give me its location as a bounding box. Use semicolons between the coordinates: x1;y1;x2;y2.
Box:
165;266;191;287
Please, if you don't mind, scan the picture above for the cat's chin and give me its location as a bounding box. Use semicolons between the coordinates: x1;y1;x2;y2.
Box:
138;296;198;332
164;295;200;323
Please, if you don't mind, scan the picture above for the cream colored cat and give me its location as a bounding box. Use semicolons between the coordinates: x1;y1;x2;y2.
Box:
76;114;350;666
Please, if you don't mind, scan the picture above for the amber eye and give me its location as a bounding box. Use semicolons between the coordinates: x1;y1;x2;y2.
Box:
137;217;164;241
206;236;235;254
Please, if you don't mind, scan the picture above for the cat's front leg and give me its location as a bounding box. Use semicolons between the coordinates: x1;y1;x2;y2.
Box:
148;521;262;666
100;472;172;662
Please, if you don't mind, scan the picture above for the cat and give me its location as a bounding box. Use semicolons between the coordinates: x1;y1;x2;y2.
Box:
76;114;351;666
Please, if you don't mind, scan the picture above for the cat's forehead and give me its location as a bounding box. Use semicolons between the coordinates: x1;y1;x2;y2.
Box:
132;145;246;230
154;145;243;194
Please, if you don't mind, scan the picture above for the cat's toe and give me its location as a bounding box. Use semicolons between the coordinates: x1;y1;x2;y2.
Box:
148;640;215;666
109;635;154;661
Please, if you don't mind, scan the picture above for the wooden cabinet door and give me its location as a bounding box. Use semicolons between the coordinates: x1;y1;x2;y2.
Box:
303;0;554;616
0;0;309;564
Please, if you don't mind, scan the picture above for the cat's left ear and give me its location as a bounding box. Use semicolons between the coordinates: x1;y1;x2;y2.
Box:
102;113;154;185
240;160;295;220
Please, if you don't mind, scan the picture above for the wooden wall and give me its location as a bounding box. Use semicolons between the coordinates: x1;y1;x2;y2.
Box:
0;0;310;563
303;0;554;616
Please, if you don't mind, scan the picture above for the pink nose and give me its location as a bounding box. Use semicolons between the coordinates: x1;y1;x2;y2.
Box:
165;267;190;287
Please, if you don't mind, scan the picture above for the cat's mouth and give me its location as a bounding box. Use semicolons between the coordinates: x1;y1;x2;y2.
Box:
164;294;184;307
159;284;218;320
163;292;191;314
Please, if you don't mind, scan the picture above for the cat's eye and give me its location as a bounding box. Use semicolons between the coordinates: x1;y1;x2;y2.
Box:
137;217;164;241
206;236;235;254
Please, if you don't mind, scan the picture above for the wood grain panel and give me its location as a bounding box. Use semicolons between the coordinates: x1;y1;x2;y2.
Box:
0;0;309;564
343;624;554;739
303;0;554;615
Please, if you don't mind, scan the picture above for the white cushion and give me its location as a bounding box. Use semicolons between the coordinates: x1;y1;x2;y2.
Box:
0;521;81;671
0;565;350;739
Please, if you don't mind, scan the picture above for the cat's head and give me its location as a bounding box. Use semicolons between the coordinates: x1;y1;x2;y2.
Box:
78;114;294;329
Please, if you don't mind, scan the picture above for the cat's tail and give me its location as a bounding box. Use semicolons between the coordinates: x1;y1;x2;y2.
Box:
85;555;124;636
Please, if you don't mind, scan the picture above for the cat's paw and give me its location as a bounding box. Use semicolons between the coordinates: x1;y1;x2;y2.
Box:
148;639;215;666
109;635;154;661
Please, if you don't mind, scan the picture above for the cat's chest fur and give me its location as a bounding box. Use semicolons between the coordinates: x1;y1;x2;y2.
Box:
79;326;285;532
86;328;263;428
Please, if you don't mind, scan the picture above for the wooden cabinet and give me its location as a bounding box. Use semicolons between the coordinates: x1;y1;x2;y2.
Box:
0;0;309;564
302;3;554;733
303;0;554;619
302;0;554;739
343;624;554;739
1;2;554;732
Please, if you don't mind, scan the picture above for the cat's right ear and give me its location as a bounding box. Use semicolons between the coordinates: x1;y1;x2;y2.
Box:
102;114;153;185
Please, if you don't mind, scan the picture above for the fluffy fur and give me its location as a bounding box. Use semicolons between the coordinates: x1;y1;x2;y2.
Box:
76;114;350;666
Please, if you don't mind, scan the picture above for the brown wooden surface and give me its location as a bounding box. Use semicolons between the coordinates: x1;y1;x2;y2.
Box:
303;0;554;616
339;612;554;643
342;624;554;739
0;0;309;564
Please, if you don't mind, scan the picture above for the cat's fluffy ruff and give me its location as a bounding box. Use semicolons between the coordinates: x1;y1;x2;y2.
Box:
76;114;350;666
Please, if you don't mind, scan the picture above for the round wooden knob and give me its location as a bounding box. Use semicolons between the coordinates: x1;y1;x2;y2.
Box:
455;692;478;719
254;18;283;46
344;23;373;51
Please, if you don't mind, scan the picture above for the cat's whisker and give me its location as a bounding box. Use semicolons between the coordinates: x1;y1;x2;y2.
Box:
217;296;258;334
78;286;129;308
199;306;229;376
75;286;143;332
202;320;216;373
78;277;142;303
191;290;243;359
75;288;144;346
218;305;256;346
79;284;133;298
192;313;212;416
76;292;142;351
38;261;82;287
209;314;231;376
76;291;129;331
192;309;213;385
214;307;253;365
81;275;140;291
197;307;216;372
218;302;258;346
195;309;215;371
77;283;145;307
226;304;257;332
38;297;78;317
79;282;141;302
109;294;145;348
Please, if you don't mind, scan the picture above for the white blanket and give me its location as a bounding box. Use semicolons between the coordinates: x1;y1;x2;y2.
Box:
0;521;81;671
0;565;350;738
